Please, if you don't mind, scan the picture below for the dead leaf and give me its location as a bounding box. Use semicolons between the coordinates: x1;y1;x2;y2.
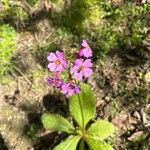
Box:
112;114;128;128
96;100;105;107
128;131;144;141
141;104;150;127
133;111;141;121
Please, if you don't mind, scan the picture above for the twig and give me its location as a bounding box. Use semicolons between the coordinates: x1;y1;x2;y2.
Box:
14;66;32;85
40;32;52;46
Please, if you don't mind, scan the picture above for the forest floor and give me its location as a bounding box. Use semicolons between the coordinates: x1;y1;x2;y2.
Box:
0;1;150;150
0;29;150;150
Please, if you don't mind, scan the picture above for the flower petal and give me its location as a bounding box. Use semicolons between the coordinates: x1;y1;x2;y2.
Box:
47;52;57;61
79;48;84;56
61;84;69;94
83;48;92;58
82;39;89;48
74;72;83;81
48;63;57;71
79;48;92;58
70;66;79;74
56;50;64;59
83;68;92;77
55;64;63;72
74;59;83;66
83;59;92;67
74;86;80;94
61;59;68;68
46;77;54;85
68;89;74;96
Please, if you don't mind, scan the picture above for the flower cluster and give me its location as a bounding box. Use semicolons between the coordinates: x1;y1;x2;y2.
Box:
46;40;93;96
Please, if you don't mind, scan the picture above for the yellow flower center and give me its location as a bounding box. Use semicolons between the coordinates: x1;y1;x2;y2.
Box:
55;59;61;65
78;65;84;72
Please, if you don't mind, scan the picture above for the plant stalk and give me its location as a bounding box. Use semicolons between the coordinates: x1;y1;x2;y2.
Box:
77;94;85;135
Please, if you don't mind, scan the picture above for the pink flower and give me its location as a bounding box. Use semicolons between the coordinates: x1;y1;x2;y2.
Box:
47;50;68;72
46;77;63;88
70;59;93;81
61;82;80;96
79;39;92;58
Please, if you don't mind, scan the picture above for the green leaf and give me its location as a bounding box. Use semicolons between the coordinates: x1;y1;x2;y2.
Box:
69;83;95;129
41;113;75;133
85;137;114;150
87;120;115;140
53;135;81;150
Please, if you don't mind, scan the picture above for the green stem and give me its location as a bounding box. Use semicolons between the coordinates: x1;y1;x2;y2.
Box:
77;94;85;134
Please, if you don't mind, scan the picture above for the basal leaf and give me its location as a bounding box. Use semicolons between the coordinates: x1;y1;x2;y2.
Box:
87;120;115;140
69;83;95;129
85;137;114;150
41;113;75;133
53;135;81;150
